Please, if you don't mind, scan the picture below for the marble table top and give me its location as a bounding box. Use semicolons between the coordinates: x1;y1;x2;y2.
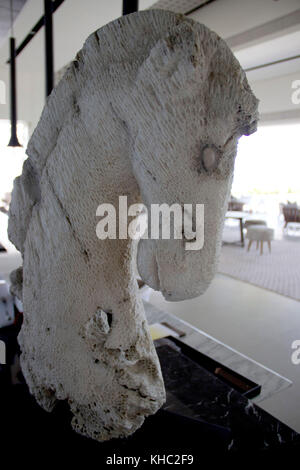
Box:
144;300;292;404
144;301;299;453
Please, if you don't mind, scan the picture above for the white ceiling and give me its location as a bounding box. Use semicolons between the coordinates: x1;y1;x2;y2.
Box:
1;0;299;84
235;30;300;81
189;0;300;38
149;0;208;14
149;0;300;83
0;0;27;45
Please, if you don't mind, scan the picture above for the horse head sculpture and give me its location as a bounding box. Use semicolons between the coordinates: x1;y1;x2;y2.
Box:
8;10;258;441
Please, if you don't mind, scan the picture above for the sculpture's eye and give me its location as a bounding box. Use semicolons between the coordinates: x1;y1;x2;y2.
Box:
201;145;219;172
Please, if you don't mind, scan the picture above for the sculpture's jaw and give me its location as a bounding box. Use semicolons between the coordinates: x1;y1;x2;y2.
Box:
137;189;229;302
137;237;217;301
137;239;161;291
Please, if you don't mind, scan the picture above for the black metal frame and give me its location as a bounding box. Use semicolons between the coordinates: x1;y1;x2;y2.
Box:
8;0;219;65
7;0;65;64
122;0;138;16
44;0;54;96
8;37;21;147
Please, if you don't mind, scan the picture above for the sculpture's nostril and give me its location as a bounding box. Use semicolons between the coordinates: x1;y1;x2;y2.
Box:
104;311;113;328
107;312;113;327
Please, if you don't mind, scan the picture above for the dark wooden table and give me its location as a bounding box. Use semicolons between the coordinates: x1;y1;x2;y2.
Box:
224;211;248;247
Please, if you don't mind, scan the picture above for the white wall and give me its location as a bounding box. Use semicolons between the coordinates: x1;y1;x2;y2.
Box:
0;65;9;119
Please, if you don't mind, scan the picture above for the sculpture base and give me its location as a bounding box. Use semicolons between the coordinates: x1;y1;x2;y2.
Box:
155;337;298;454
0;307;299;462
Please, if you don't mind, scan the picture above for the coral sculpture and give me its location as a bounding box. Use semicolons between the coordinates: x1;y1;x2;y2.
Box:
8;10;258;441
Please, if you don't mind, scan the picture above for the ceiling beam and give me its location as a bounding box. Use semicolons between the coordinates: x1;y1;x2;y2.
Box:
226;9;300;50
185;0;218;16
245;54;300;73
260;108;300;124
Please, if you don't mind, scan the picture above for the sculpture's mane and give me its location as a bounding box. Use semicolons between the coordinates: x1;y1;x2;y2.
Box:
10;10;193;255
26;8;256;175
26;10;192;174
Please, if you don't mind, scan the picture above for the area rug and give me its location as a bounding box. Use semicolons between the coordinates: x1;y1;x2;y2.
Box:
219;227;300;301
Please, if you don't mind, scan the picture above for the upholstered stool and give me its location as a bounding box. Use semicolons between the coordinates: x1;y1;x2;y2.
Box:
246;225;274;254
286;222;300;236
244;219;267;229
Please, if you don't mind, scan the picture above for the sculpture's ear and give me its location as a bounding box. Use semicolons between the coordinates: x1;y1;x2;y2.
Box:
135;21;201;97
